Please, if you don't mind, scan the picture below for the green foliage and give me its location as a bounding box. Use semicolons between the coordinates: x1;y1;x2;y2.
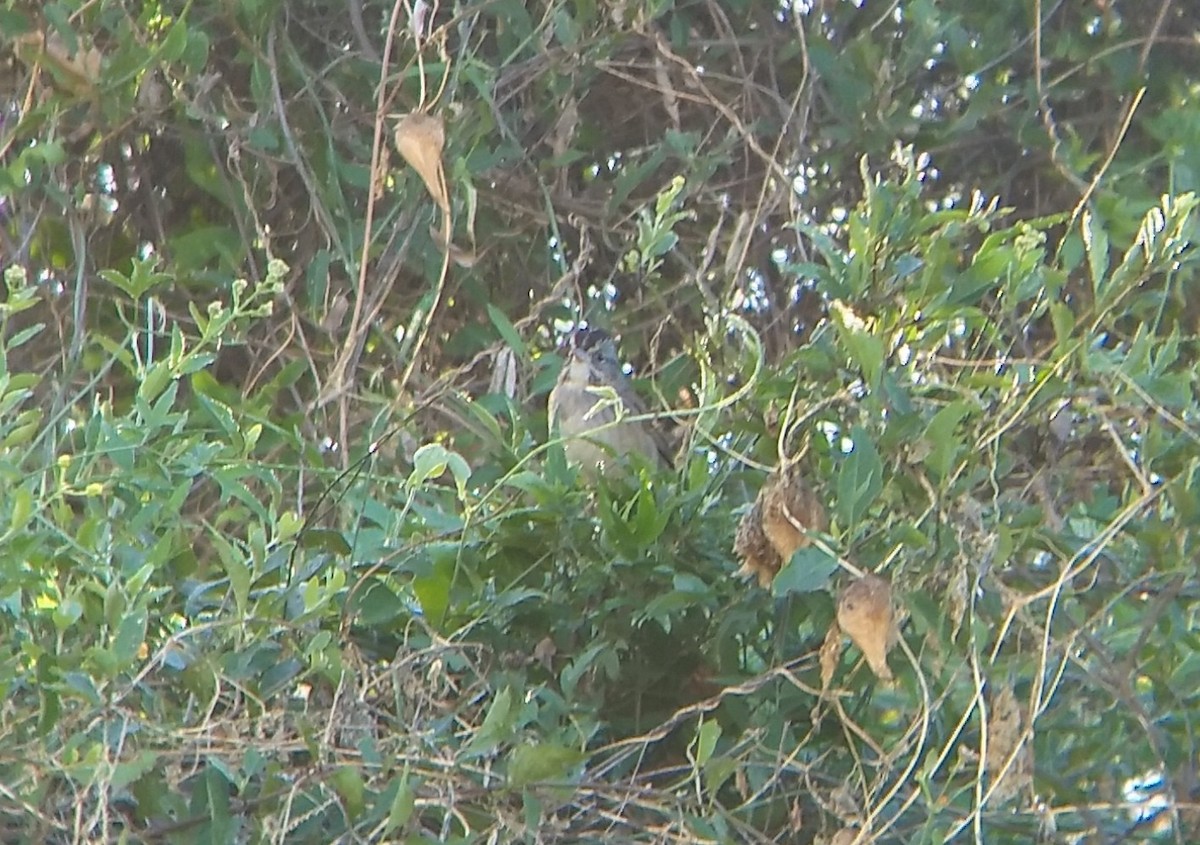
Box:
3;0;1200;841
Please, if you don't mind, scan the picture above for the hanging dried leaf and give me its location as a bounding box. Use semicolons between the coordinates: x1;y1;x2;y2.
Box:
760;465;828;562
410;0;432;42
819;622;843;692
985;683;1032;803
533;636;557;671
830;783;863;821
948;565;969;636
734;498;777;587
733;464;827;588
488;347;518;399
829;827;867;845
429;224;477;266
320;292;350;335
394;112;448;210
15;31;104;96
836;574;895;681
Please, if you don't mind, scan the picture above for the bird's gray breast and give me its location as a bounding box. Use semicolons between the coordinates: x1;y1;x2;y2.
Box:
552;383;620;436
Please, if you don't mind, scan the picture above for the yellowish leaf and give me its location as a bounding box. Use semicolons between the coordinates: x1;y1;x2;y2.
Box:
836;574;895;681
394;112;448;210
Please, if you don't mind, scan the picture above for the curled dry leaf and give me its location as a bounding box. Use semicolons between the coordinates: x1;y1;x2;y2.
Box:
819;621;843;692
410;0;432;42
429;225;477;266
320;292;350;335
836;574;895;681
985;683;1032;803
394;112;448;211
829;783;862;821
733;498;776;587
829;827;867;845
788;795;804;833
760;465;827;561
488;347;518;399
15;31;104;96
733;465;827;587
533;636;556;671
948;565;969;636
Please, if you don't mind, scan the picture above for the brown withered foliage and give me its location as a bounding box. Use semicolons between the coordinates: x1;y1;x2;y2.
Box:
734;465;827;587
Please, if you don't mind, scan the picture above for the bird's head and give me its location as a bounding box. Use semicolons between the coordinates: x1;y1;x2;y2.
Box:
563;326;620;384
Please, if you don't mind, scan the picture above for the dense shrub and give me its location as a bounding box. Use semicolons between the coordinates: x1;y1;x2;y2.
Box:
2;0;1198;841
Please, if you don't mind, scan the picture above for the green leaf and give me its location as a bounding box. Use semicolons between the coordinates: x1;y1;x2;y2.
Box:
2;408;41;448
628;485;670;546
1083;209;1110;296
6;487;33;538
412;559;452;626
112;609;148;666
561;642;617;699
773;546;839;596
831;302;884;387
3;321;44;349
137;361;173;406
330;766;366;817
922;401;972;482
486;304;527;358
507;742;584;788
691;718;721;767
385;770;417;832
1049;301;1074;346
193;766;233;842
410;443;450;487
182;27;210;72
211;530;250;615
99;257;171;299
159;20;189;63
836;427;883;527
352;578;406;626
112;751;159;792
42;4;77;53
0;9;33;35
466;687;517;755
300;528;352;555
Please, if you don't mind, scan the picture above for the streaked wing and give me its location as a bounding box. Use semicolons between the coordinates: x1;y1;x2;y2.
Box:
608;376;676;467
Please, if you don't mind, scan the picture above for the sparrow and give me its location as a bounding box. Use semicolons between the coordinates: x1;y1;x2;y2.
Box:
547;327;674;474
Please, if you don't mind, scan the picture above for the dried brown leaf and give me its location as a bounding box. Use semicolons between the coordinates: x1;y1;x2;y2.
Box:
734;498;778;588
948;565;969;635
733;465;827;589
15;31;103;95
836;574;895;681
533;636;556;671
985;683;1032;803
394;112;448;210
760;465;827;562
321;293;350;335
819;622;842;691
829;827;868;845
489;347;518;400
429;224;477;266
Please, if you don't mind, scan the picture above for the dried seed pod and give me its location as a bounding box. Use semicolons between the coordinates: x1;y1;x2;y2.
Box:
734;498;777;588
836;574;895;681
760;465;828;563
734;465;827;588
393;112;448;210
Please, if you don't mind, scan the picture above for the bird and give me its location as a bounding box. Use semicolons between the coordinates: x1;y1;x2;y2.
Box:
547;327;674;475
